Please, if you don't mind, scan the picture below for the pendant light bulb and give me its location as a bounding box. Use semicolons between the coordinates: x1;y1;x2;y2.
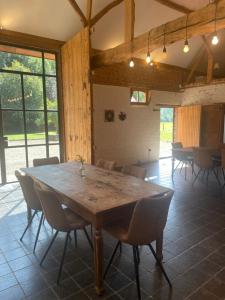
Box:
162;46;167;58
146;52;151;64
129;58;134;68
183;40;190;53
212;33;219;45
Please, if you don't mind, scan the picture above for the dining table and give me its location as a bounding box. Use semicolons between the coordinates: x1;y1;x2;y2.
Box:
21;161;172;296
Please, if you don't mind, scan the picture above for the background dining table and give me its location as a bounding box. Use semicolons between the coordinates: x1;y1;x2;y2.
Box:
22;162;172;295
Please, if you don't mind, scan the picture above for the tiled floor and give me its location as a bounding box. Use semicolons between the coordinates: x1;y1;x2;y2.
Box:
1;159;225;299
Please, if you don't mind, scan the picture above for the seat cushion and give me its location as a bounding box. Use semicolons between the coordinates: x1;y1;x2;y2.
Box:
63;208;90;230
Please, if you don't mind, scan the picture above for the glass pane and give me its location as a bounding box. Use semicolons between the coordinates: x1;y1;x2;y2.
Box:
26;111;46;145
0;72;22;109
23;75;44;110
139;91;146;103
0;48;42;73
49;144;60;159
5;147;26;182
131;91;139;103
28;146;46;167
46;77;58;110
2;111;25;146
48;112;59;143
44;53;56;75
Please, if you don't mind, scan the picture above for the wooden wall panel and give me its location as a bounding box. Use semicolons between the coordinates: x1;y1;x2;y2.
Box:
61;28;92;163
200;104;224;148
174;105;202;147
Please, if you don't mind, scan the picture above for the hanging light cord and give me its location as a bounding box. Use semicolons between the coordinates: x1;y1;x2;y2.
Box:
185;14;189;41
147;31;150;54
214;1;218;33
163;24;166;48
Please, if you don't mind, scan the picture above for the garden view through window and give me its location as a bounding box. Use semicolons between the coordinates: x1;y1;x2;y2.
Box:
130;90;148;104
0;45;60;183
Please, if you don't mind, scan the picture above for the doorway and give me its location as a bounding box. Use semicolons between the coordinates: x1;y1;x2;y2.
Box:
0;45;61;183
160;107;174;158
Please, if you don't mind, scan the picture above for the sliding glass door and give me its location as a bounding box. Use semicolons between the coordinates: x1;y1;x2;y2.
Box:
0;45;61;183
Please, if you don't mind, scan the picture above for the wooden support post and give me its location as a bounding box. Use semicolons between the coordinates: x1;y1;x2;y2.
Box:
125;0;135;42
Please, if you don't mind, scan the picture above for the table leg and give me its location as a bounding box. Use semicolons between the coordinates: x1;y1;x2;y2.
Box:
94;228;104;295
156;232;163;261
27;205;32;222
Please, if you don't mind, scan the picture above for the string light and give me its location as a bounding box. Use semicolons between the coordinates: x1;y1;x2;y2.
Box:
162;24;167;58
129;58;135;68
129;39;135;68
183;14;190;53
212;2;219;45
146;31;152;64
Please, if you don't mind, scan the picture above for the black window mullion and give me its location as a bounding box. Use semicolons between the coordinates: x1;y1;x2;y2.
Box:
55;52;62;161
41;52;49;158
0;96;6;184
21;74;29;167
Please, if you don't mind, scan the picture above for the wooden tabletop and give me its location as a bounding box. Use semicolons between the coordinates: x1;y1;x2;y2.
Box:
22;162;171;216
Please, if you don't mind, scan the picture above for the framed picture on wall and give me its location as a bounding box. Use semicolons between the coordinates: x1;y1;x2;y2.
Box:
104;110;115;122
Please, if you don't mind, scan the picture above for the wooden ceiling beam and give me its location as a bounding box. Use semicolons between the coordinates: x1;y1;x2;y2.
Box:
68;0;88;26
90;0;124;27
86;0;93;23
125;0;135;42
154;0;192;14
185;46;206;85
92;0;225;69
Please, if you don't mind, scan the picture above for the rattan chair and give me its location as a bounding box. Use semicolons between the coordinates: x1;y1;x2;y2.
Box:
34;181;92;285
96;159;116;171
103;191;173;300
15;170;44;253
33;156;59;167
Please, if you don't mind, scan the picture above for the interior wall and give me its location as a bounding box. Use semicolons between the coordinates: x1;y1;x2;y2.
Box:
93;84;181;165
182;83;225;106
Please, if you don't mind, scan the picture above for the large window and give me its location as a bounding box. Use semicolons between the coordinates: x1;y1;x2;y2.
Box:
0;45;60;183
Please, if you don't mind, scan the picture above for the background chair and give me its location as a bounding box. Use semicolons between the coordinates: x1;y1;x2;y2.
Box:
193;148;220;185
103;191;173;300
15;170;43;253
96;159;115;171
34;181;92;285
33;156;59;167
171;142;183;149
122;165;147;180
172;146;194;179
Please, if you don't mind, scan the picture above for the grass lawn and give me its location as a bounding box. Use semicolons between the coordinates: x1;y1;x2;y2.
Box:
6;131;56;141
160;122;173;142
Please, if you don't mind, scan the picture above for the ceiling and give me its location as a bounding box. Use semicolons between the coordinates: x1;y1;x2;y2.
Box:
0;0;219;69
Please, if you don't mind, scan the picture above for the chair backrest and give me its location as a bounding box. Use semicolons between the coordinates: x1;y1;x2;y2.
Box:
193;148;214;169
122;165;147;180
96;159;115;171
34;181;70;232
33;156;59;167
171;142;183;149
126;191;173;245
15;170;42;211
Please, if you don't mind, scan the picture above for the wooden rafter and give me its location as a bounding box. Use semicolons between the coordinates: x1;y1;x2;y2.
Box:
68;0;87;26
154;0;192;14
92;0;225;68
86;0;92;22
125;0;135;42
185;46;206;85
90;0;124;27
202;36;214;83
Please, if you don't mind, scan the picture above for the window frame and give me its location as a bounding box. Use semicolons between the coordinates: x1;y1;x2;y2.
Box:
130;88;150;105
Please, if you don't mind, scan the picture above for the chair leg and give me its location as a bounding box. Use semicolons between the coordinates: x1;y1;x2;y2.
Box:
179;162;184;173
33;212;44;253
148;244;172;288
40;230;58;266
172;160;181;176
212;168;221;186
57;232;70;285
83;227;93;249
103;241;121;279
20;210;37;242
132;246;141;300
193;168;202;185
74;230;77;248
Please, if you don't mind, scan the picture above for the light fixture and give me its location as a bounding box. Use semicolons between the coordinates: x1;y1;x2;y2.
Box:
150;61;154;66
183;14;190;53
129;58;135;68
146;31;152;64
211;2;219;45
162;24;167;58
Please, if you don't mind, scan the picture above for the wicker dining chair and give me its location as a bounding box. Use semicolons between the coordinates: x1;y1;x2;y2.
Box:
122;165;147;180
15;170;44;253
103;191;173;300
34;181;93;285
33;156;59;167
96;159;116;171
